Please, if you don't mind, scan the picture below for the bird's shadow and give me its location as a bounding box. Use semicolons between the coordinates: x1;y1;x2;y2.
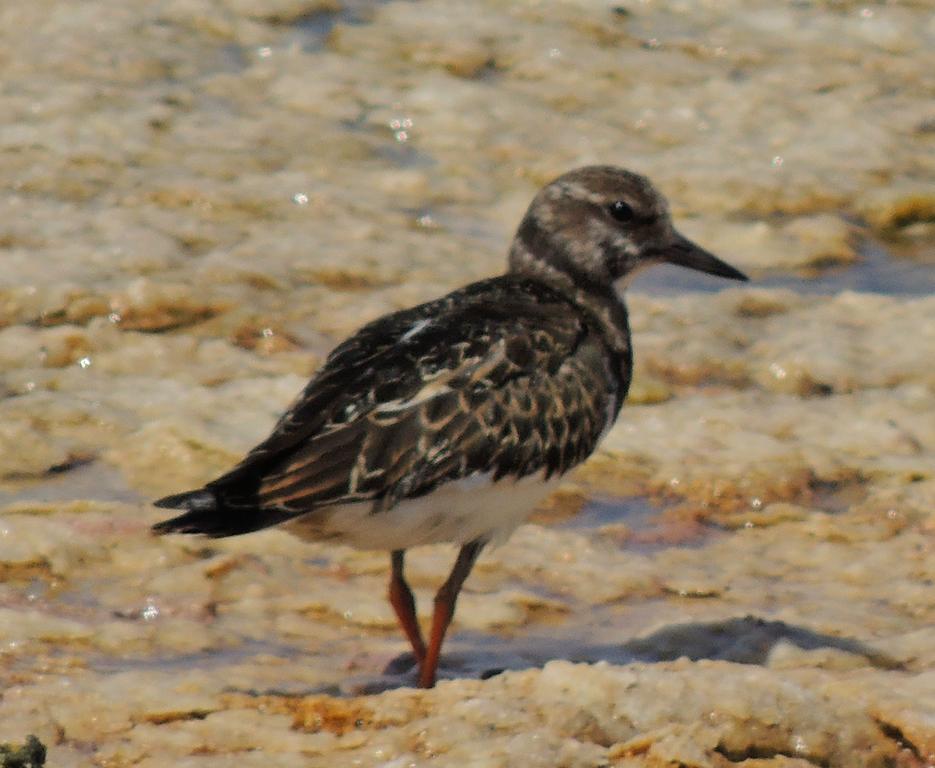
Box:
342;614;901;695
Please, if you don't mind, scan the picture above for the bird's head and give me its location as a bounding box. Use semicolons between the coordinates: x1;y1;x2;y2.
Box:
508;165;748;291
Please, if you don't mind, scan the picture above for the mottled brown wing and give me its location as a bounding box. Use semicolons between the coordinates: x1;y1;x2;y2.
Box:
255;330;616;513
213;278;621;517
214;277;525;474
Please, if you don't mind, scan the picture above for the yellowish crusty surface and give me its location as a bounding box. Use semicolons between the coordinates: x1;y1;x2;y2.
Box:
0;0;933;765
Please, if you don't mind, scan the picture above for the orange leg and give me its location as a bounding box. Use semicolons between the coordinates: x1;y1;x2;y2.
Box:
388;549;426;664
417;540;484;689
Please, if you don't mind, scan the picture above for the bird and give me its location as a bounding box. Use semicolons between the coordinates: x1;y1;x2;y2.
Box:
152;165;748;688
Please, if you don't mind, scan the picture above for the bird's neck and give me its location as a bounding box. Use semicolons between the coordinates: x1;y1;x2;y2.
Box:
508;233;632;358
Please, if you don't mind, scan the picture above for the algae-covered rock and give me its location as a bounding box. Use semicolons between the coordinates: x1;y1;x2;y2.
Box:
0;0;932;765
0;736;45;768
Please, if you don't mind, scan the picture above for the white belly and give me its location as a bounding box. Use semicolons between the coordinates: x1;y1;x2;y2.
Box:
281;472;561;551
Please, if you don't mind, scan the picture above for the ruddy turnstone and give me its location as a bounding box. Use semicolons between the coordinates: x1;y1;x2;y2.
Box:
153;165;748;688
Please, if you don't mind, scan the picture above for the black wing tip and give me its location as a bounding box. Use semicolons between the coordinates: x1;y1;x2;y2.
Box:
153;489;215;510
151;514;197;536
151;489;291;538
151;509;230;538
151;489;220;536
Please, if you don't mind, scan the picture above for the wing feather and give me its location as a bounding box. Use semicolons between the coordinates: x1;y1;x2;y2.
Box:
170;277;627;534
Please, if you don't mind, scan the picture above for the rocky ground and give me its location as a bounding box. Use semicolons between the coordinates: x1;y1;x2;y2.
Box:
0;0;933;766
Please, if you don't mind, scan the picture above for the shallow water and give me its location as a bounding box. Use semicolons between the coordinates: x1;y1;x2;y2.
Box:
0;462;142;507
1;0;933;765
635;238;935;295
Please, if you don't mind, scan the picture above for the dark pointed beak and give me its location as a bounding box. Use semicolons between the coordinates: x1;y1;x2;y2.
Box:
660;231;748;282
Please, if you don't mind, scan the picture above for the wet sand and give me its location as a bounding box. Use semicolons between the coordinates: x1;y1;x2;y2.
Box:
1;1;933;766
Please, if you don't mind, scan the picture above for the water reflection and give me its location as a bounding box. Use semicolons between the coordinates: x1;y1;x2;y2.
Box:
555;495;716;554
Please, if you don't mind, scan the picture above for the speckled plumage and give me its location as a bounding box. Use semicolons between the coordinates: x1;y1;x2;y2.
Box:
153;165;748;687
155;277;625;540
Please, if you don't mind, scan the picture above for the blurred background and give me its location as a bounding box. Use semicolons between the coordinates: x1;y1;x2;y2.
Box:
1;0;931;495
0;2;932;765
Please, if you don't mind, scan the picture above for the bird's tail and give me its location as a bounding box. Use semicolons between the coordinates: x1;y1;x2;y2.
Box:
152;486;300;538
152;489;228;537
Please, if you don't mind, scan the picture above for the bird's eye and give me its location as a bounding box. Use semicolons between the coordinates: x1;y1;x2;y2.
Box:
608;200;635;223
